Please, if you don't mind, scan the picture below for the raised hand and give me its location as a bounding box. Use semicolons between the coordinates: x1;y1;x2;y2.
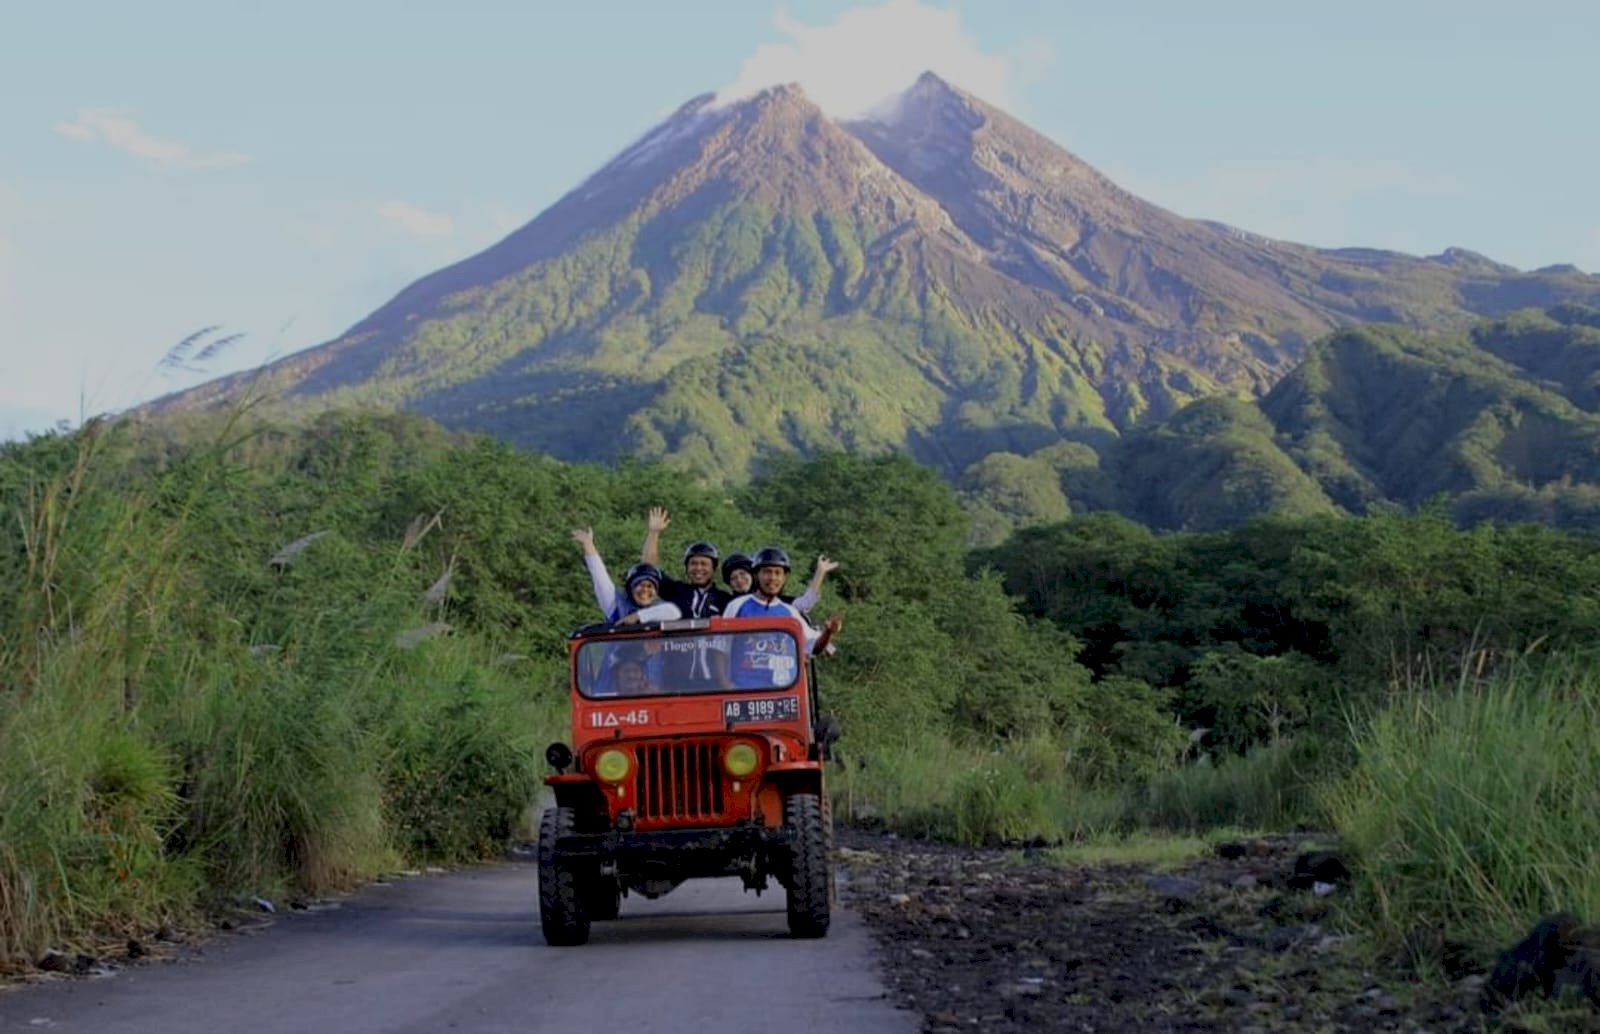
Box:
647;506;671;534
571;527;596;553
815;555;840;576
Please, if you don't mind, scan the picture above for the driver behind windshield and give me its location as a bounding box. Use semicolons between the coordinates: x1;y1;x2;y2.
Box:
593;643;661;696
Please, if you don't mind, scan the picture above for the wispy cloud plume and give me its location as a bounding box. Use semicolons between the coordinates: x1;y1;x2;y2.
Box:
377;201;454;239
54;108;253;171
720;0;1030;118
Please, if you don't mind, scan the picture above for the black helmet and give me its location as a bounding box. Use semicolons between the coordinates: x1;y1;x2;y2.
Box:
623;563;663;592
721;552;753;583
683;540;720;566
751;546;791;572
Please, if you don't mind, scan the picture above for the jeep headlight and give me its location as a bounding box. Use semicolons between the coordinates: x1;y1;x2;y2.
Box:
594;748;631;783
723;742;760;778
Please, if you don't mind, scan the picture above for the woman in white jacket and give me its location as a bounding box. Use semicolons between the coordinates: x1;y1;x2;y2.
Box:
571;527;682;624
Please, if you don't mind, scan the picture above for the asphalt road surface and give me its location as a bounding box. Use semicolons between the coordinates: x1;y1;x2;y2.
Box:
0;860;916;1034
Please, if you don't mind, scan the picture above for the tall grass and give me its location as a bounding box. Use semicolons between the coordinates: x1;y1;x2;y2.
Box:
0;420;557;966
1327;654;1600;961
831;731;1127;844
1135;736;1331;833
830;733;1333;846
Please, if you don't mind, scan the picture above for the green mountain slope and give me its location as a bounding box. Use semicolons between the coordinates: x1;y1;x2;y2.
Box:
1103;307;1600;531
150;76;1600;532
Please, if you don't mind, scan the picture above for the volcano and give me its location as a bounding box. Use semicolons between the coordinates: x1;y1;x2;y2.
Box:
157;73;1600;483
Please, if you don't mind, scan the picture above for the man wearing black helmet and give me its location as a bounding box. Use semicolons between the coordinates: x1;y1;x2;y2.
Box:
724;550;838;614
725;546;843;661
638;508;737;686
640;507;731;621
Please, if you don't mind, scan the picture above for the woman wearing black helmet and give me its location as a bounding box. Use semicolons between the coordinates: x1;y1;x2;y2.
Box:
571;527;681;624
721;552;755;595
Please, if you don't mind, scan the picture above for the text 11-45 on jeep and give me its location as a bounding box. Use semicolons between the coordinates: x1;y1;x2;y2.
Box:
537;615;840;946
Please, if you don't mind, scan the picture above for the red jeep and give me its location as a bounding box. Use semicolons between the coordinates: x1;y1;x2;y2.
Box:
537;614;840;946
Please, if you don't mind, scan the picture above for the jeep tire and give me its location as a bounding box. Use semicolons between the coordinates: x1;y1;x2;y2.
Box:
783;792;832;938
537;806;589;946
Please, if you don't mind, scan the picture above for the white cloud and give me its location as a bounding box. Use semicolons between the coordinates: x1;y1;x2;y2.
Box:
377;201;454;239
53;108;253;171
718;0;1022;118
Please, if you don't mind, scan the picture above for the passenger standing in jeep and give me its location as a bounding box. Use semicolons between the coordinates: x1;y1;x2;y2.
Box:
638;507;731;620
637;507;733;686
570;527;681;625
725;546;843;683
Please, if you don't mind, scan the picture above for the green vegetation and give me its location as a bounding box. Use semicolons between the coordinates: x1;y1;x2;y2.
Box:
179;300;1600;545
0;413;564;964
5;402;1599;979
23;93;1600;983
1328;656;1600;962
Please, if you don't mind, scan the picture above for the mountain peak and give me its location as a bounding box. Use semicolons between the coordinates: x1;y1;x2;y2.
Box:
719;80;827;132
909;69;965;101
708;81;818;118
854;70;980;129
747;81;809;105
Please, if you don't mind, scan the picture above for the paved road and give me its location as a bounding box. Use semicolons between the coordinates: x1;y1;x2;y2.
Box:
0;860;915;1034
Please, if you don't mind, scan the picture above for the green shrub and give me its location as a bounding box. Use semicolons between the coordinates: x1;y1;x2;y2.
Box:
1327;656;1600;961
1136;736;1330;833
0;692;197;961
831;732;1125;845
383;648;561;861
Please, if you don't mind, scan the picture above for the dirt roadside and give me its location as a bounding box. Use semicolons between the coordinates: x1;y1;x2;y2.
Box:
835;828;1600;1034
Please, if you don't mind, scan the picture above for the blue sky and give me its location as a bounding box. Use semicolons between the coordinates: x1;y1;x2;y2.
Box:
2;0;1595;438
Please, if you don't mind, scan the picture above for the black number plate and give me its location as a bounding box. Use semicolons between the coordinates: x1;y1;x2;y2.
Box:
723;695;800;724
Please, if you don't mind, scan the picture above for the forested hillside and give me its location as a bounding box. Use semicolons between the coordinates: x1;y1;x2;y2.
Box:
1026;305;1600;535
4;409;1597;975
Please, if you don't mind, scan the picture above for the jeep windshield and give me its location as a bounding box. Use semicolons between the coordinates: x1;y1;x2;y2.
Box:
576;629;801;699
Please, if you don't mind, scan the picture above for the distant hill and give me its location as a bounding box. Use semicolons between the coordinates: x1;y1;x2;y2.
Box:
1101;307;1600;531
148;73;1600;535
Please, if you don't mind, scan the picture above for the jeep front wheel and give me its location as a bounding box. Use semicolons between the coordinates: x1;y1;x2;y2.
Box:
537;806;589;946
783;792;832;938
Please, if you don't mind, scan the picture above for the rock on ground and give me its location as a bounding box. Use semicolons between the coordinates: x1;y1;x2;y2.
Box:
835;829;1600;1034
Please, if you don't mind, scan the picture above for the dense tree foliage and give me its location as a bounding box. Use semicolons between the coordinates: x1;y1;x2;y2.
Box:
979;506;1600;753
5;406;1598;964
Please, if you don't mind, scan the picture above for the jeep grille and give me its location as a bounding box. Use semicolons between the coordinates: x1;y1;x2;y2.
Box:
635;740;725;823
